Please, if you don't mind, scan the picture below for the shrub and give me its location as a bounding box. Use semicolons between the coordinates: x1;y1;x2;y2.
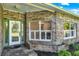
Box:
58;50;71;56
75;44;79;50
70;44;79;50
73;50;79;56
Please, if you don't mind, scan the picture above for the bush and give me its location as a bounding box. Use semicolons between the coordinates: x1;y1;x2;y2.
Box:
70;44;79;50
73;50;79;56
75;44;79;50
58;50;71;56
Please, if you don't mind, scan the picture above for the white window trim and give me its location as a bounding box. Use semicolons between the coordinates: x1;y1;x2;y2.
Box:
64;23;76;40
29;21;52;41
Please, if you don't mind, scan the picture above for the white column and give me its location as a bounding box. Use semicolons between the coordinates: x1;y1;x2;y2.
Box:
29;22;31;40
39;21;41;40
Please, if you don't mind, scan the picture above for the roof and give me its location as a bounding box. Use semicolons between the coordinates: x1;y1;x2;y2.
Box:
45;3;79;18
1;3;79;18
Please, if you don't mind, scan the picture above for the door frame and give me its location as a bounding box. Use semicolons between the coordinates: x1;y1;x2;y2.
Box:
9;20;21;45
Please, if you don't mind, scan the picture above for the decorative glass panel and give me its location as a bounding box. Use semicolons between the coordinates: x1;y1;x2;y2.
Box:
12;23;19;33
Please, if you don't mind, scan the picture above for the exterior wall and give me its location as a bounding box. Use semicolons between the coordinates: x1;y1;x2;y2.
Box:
1;6;79;53
3;10;24;20
26;10;57;52
0;4;3;55
55;12;79;51
76;21;79;42
26;10;79;52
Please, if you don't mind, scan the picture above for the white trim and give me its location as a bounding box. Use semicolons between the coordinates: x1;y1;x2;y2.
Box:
29;39;51;41
29;21;52;41
29;22;31;40
9;20;21;45
39;21;41;40
64;30;76;40
64;23;76;40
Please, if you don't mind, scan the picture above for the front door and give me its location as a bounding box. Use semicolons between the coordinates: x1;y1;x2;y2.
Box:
9;20;21;45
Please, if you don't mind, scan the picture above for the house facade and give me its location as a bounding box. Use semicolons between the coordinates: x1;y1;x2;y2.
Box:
0;3;79;55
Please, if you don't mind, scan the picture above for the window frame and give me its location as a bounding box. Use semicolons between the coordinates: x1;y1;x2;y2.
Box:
64;22;76;40
29;21;52;41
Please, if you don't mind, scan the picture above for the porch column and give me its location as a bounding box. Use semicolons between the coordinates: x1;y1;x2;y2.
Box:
24;12;30;49
0;4;3;55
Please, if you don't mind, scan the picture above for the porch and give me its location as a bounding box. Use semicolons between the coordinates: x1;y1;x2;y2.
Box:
1;3;57;52
1;45;37;56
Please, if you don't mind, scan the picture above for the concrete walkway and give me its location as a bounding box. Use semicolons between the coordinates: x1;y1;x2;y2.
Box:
1;46;37;56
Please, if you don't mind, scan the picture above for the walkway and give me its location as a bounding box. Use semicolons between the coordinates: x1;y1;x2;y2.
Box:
1;46;37;56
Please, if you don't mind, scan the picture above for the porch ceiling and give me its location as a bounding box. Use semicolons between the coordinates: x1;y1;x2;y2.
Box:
2;3;51;13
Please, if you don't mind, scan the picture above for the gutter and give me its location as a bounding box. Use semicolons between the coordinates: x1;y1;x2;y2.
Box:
45;3;79;19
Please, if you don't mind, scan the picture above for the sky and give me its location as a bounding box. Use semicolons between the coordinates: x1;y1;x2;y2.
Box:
53;3;79;15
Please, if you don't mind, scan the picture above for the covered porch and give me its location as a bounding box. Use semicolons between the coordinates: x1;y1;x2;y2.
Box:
1;3;56;47
0;3;58;55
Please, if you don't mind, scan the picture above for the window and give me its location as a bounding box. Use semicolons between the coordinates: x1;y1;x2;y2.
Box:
30;22;39;30
29;21;52;41
64;22;76;39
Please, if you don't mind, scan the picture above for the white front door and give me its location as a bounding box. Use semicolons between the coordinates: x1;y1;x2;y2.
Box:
9;20;21;45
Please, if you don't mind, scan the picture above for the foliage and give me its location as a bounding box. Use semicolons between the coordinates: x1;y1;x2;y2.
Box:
73;50;79;56
58;50;71;56
70;44;79;50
